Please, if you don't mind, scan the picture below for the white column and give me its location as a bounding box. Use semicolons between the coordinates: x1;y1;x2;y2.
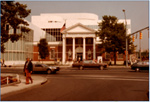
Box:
83;37;86;60
72;37;75;61
93;37;96;60
62;37;66;64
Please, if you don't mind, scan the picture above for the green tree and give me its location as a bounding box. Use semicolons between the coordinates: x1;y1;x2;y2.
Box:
1;1;31;53
96;15;134;65
38;39;49;60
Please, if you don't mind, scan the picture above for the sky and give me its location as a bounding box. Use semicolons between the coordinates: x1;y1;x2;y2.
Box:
18;0;149;51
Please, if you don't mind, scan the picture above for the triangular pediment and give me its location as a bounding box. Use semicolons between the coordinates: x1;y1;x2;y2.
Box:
61;23;95;34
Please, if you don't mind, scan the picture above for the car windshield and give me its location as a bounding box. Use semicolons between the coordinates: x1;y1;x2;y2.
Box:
137;61;149;65
144;61;149;65
137;62;143;65
83;60;95;63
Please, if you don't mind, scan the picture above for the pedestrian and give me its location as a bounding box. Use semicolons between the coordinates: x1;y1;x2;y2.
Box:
78;57;81;63
24;58;33;84
1;59;3;66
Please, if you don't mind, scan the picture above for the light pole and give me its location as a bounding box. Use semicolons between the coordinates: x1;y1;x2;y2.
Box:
122;9;128;67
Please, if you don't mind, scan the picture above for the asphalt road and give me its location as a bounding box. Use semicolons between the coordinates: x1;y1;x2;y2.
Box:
1;67;149;101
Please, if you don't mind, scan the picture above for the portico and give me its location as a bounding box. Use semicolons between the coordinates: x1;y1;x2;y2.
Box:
61;23;96;64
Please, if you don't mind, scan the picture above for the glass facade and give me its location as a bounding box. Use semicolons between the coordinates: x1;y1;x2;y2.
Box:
1;25;33;62
43;28;62;42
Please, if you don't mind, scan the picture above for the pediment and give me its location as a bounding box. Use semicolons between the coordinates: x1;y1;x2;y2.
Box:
61;23;95;34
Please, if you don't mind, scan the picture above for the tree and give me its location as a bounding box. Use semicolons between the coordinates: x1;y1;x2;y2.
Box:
1;1;31;53
96;15;134;65
38;39;49;60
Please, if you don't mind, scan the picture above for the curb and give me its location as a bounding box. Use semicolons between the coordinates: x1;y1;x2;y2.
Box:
1;76;48;96
41;78;48;85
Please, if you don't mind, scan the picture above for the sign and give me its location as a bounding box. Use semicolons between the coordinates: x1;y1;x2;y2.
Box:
97;56;103;63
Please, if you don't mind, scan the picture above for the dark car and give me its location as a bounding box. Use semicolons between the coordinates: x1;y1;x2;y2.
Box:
33;63;60;74
72;60;108;70
131;60;149;72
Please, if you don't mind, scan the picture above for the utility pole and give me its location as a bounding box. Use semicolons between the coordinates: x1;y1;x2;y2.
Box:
122;9;128;67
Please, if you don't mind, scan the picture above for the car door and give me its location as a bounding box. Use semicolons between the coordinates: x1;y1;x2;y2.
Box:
143;61;149;70
137;62;143;69
34;64;43;72
83;61;91;68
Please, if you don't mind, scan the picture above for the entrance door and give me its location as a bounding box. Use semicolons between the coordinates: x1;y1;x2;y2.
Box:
77;53;83;61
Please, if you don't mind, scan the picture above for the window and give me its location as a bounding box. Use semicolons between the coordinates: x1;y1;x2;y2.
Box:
66;39;72;44
118;53;123;59
78;39;82;44
87;49;92;60
50;49;55;59
44;28;62;42
35;64;42;67
105;52;110;59
68;49;72;59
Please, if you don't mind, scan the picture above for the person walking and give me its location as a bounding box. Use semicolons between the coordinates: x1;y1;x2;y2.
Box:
24;58;33;84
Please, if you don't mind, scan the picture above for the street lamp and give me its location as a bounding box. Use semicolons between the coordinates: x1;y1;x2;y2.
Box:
122;9;128;67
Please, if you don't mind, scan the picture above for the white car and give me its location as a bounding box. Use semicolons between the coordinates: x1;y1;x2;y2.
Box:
33;63;60;74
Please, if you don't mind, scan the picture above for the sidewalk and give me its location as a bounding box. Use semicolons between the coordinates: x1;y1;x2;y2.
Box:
108;65;131;69
1;74;47;96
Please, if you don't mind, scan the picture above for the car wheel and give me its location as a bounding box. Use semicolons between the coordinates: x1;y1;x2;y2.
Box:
99;66;104;70
80;66;83;70
135;68;140;72
47;69;52;74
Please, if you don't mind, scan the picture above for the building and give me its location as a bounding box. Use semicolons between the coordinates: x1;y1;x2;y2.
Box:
1;21;45;65
32;13;131;64
1;13;131;65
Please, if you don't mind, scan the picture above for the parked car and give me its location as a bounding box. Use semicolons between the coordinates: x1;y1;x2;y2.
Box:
72;60;108;70
33;63;60;74
131;60;149;72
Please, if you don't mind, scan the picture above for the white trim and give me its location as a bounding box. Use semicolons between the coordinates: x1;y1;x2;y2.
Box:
50;46;56;48
48;42;62;45
62;23;95;34
62;38;66;64
63;34;95;38
95;41;102;44
93;37;96;60
83;37;86;60
73;37;75;60
33;41;62;45
33;42;38;45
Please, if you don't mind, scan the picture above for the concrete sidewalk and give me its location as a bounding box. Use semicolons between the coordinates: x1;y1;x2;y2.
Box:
1;74;47;96
108;65;131;69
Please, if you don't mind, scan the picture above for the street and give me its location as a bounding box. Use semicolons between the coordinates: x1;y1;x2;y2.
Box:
1;67;149;101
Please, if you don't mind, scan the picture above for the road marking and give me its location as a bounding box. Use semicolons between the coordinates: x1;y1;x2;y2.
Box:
46;74;149;82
